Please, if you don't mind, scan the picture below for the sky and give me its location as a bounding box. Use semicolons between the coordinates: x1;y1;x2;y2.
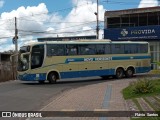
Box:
0;0;159;52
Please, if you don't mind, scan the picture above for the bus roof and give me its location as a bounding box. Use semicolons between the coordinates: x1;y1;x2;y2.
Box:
23;39;149;46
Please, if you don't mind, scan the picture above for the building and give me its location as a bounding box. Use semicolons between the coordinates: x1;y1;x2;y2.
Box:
37;35;97;42
0;53;12;63
104;6;160;69
0;53;15;81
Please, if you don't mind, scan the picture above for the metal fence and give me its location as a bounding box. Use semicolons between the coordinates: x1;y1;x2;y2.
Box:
0;62;16;82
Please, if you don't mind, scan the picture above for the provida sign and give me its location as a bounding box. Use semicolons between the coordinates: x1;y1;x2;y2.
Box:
104;25;160;41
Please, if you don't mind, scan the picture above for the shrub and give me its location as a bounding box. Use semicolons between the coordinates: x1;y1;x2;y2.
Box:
155;61;160;66
130;78;155;94
154;61;160;69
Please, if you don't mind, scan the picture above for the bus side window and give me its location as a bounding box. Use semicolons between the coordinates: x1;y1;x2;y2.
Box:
125;44;139;54
47;44;65;56
79;44;95;55
104;44;111;54
111;44;124;54
66;45;78;55
137;44;148;53
96;44;105;54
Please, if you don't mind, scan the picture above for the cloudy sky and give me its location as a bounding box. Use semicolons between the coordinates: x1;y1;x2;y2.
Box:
0;0;159;52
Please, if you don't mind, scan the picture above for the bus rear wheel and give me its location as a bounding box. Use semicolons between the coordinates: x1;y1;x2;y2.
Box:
48;72;57;84
115;68;124;79
125;68;134;78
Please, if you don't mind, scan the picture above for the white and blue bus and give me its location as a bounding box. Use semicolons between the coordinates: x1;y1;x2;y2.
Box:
17;40;151;83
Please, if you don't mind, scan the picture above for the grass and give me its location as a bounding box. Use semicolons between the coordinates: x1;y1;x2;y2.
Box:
123;78;160;120
122;79;160;100
149;70;160;75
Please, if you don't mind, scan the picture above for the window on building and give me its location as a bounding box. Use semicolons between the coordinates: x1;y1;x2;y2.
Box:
130;14;138;27
139;13;148;26
107;17;120;28
148;12;158;25
121;15;130;27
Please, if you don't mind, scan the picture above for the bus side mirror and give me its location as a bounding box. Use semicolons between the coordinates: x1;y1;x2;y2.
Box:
10;55;13;62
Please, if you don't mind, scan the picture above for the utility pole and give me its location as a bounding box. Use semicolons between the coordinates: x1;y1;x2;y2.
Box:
96;0;99;39
15;17;18;54
8;17;19;80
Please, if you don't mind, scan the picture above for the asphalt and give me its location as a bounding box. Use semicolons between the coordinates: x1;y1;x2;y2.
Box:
1;74;152;120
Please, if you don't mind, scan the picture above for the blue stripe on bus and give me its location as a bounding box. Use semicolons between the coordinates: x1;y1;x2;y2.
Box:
60;69;115;79
60;67;151;79
18;66;151;81
112;56;150;60
136;67;151;73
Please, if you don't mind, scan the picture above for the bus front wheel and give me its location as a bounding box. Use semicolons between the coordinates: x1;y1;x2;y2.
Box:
48;72;57;84
115;68;124;79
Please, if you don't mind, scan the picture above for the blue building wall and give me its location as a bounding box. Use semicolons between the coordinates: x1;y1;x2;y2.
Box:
104;25;160;41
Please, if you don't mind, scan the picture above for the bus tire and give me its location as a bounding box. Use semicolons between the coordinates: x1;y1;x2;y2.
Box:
125;67;134;78
48;72;57;84
115;68;124;79
38;80;45;84
101;76;111;79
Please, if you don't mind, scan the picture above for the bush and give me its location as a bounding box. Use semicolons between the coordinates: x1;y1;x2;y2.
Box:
154;61;160;69
155;61;160;66
130;78;155;94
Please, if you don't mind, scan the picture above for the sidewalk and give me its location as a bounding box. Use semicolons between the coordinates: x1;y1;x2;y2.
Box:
40;78;134;120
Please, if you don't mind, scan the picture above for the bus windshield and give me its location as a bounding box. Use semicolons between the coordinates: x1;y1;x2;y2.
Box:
18;45;45;71
18;46;30;71
18;53;30;71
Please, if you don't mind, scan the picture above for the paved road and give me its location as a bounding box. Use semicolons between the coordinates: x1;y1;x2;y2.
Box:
0;77;112;111
0;74;149;120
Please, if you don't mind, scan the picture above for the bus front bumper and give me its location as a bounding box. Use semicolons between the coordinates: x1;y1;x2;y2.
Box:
18;73;46;81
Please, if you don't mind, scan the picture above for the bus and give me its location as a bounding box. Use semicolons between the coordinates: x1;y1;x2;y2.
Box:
17;40;151;83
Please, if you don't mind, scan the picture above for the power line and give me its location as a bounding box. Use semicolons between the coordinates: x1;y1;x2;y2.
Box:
0;20;102;41
18;29;96;37
19;29;96;36
18;21;96;33
18;18;96;24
